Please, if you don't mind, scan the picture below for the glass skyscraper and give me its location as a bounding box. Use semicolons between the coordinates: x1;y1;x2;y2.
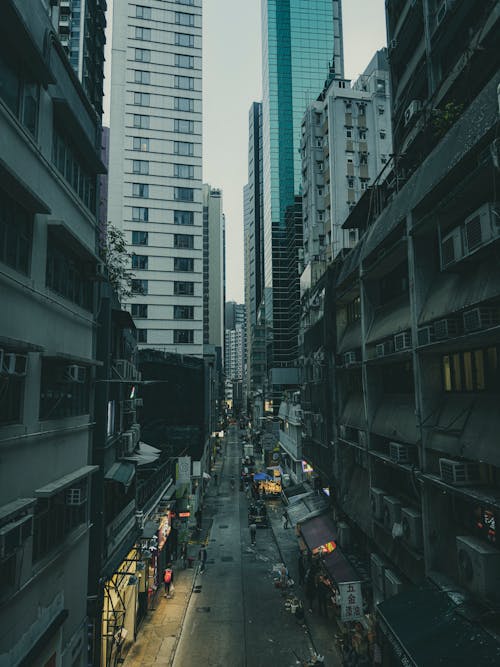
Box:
261;0;339;401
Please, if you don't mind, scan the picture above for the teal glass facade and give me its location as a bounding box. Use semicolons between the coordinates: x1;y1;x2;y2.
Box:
261;0;335;370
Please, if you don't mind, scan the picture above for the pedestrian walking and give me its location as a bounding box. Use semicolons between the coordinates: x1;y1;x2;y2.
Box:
317;575;329;617
199;545;207;573
282;511;290;529
163;564;174;598
214;472;218;486
180;542;188;569
305;571;317;613
249;522;257;545
195;508;202;531
298;554;306;585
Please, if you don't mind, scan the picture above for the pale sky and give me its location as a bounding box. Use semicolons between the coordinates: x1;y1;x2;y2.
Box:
104;1;387;303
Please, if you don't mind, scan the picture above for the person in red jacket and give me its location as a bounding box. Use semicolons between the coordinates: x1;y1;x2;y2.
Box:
163;564;174;598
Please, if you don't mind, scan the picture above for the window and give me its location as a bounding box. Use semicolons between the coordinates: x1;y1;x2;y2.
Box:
134;70;150;84
174;257;194;272
174;75;194;90
132;207;149;221
346;297;361;323
174;118;194;133
132;160;149;174
0;51;39;137
131;304;148;318
131;279;148;294
380;130;386;139
359;153;368;165
135;27;151;41
0;187;32;275
0;371;24;425
175;54;194;69
177;0;194;5
376;78;386;93
135;48;151;62
174;281;194;295
346;129;352;138
175;33;194;47
134;92;150;106
360;180;369;190
133;136;149;151
317;187;323;196
133;114;150;129
175;12;195;26
174;233;194;249
174;187;194;202
137;329;148;343
132;230;148;245
359;130;367;140
347;178;354;189
136;5;152;19
442;347;499;393
174;97;194;112
32;479;88;561
46;231;92;310
132;183;149;198
174;141;194;156
174;329;194;344
174;305;194;319
316;138;322;148
378;105;385;115
381;154;387;163
131;254;148;269
52;129;96;211
174;164;194;179
39;359;90;420
174;210;194;225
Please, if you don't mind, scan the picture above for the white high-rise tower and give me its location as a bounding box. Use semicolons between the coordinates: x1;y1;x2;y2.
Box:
108;0;203;355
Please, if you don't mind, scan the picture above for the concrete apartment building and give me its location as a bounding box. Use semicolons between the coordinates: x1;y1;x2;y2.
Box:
108;0;203;356
0;1;106;664
202;185;224;353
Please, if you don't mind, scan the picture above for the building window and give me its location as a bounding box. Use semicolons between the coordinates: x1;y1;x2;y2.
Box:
346;296;361;323
359;130;367;140
32;479;89;562
131;279;148;294
177;0;194;5
174;281;194;295
133;114;150;129
359;153;368;165
52;129;96;211
0;51;39;137
174;118;194;133
360;180;369;190
133;136;149;151
174;187;194;202
137;329;148;343
378;105;385;115
132;183;149;198
174;96;194;112
131;254;148;269
132;207;149;221
131;303;148;318
132;160;149;175
0;370;24;425
174;210;194;225
132;231;148;245
174;257;194;272
380;130;386;139
347;178;354;188
46;232;92;311
135;27;151;41
316;138;322;148
135;48;151;62
174;164;194;179
175;12;195;26
174;141;194;156
175;54;194;69
381;154;387;163
39;359;90;420
136;5;152;19
134;92;150;106
0;187;32;276
174;305;194;319
442;347;499;393
134;70;150;85
175;33;194;47
174;233;194;249
346;129;352;139
174;329;194;344
174;75;194;90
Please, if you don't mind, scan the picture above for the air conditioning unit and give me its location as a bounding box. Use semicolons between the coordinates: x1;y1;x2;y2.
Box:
358;430;367;447
433;318;459;340
463;307;498;332
417;326;434;346
401;507;423;551
0;516;33;559
370;553;386;594
123;399;135;413
295;409;303;421
65;365;86;383
114;359;133;380
65;486;87;506
383;495;402;529
464;203;499;253
441;227;463;269
370;487;386;521
439;458;481;486
339;424;347;440
135;398;144;408
121;431;134;454
338;522;351;548
375;343;385;358
2;353;28;376
389;442;412;464
343;351;358;366
456;535;500;599
394;331;411;351
130;424;141;445
384;569;403;599
404;100;421;126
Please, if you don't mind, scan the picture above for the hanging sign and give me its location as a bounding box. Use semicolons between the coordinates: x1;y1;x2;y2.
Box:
177;456;191;485
339;581;363;622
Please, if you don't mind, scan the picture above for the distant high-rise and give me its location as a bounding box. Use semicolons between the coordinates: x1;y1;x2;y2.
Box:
261;0;343;409
108;0;203;355
203;185;225;352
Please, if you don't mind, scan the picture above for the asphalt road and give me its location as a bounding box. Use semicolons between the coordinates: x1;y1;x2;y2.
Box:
172;426;318;667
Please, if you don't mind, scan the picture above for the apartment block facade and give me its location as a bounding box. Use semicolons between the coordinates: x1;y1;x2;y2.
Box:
108;0;203;356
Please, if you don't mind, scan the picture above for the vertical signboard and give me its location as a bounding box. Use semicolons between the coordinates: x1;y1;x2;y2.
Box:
176;456;191;486
339;581;363;622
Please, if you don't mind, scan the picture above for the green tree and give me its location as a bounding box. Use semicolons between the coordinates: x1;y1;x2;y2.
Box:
100;224;135;301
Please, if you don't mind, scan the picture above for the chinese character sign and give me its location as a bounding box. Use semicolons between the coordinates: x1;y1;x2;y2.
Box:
339;581;363;622
176;456;191;485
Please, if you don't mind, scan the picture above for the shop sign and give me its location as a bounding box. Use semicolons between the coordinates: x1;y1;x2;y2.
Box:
177;456;191;485
179;511;190;518
316;540;336;555
339;581;363;622
192;461;201;477
157;515;171;551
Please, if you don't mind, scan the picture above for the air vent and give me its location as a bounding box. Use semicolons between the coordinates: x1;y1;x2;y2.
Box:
389;442;412;464
417;326;434;346
439;458;480;486
456;535;500;599
464;203;499;254
462;307;498;332
394;331;411;352
376;340;394;357
343;351;358;366
401;507;423;551
434;318;459;340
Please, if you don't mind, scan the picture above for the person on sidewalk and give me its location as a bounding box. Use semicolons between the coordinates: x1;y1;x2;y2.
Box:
249;522;257;546
163;564;174;598
214;472;218;486
195;508;202;531
317;575;329;618
180;542;188;569
282;511;290;529
298;554;306;585
199;545;207;573
305;570;317;613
